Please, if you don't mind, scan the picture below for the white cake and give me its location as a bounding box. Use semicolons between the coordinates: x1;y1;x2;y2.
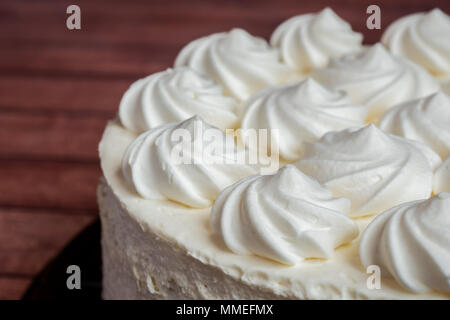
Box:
99;8;450;300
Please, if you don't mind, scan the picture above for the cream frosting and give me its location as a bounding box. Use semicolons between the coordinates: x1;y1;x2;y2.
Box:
122;116;257;208
360;193;450;293
382;9;450;78
100;119;449;299
174;28;294;101
240;78;368;161
210;165;358;265
379;91;450;159
311;44;440;121
434;156;450;194
271;8;363;73
295;124;441;217
118;67;240;133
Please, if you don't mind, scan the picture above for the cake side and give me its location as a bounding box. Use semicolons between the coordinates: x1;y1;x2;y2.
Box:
99;178;284;299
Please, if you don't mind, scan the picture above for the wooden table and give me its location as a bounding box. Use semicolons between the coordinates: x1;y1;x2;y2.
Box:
0;0;447;299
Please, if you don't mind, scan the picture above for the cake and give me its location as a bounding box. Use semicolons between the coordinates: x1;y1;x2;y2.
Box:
98;8;450;299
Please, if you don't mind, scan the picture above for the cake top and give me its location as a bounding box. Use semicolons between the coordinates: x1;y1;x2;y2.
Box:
110;7;450;295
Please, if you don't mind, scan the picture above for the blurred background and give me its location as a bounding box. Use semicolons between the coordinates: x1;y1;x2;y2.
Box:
0;0;448;299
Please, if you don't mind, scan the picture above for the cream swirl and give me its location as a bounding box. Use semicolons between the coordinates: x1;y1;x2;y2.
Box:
119;67;240;133
382;9;450;78
271;7;363;73
311;44;440;121
240;78;368;161
122;116;257;208
174;28;294;101
434;156;450;194
360;193;450;293
379;92;450;159
295;125;441;217
210;165;358;265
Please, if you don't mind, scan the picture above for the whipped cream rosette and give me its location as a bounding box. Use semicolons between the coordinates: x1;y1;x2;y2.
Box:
360;193;450;293
211;165;358;265
311;44;440;121
382;8;450;87
240;78;368;161
271;7;363;73
119;67;240;133
379;92;450;159
174;28;294;101
122;116;257;208
294;125;441;217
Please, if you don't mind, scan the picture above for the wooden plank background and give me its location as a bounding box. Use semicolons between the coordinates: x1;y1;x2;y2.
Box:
0;0;448;299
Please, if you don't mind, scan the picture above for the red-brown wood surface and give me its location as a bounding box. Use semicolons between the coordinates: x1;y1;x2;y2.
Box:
0;0;448;300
